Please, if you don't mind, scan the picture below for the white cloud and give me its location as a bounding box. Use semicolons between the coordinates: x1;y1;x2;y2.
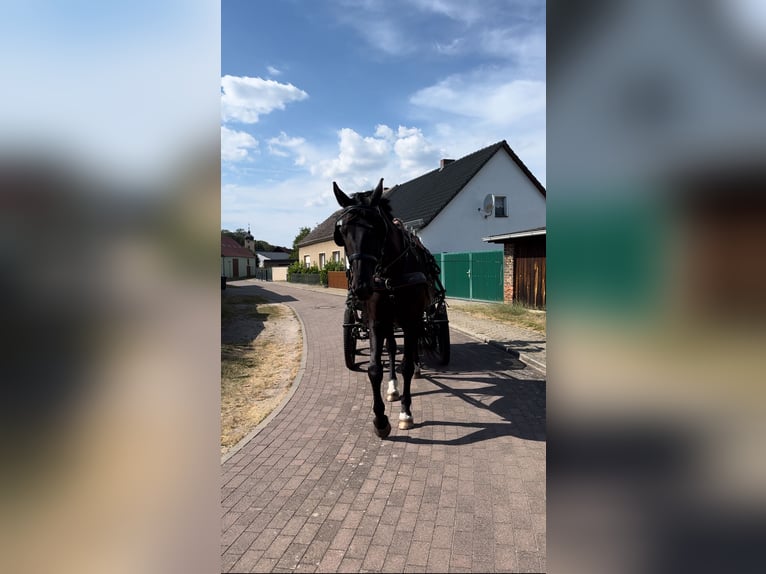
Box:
480;28;546;63
303;124;444;204
221;126;259;162
410;70;545;125
332;1;416;56
374;124;395;140
332;0;544;60
220;75;308;124
267;131;307;160
409;0;483;25
393;126;441;174
266;65;282;76
313;127;392;179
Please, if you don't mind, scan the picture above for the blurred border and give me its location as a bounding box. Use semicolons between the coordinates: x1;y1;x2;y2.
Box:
0;2;221;573
548;1;766;573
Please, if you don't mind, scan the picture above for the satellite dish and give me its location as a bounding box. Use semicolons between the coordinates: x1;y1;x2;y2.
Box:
480;194;494;217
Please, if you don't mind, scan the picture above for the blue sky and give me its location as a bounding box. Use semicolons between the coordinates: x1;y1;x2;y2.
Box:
222;0;546;247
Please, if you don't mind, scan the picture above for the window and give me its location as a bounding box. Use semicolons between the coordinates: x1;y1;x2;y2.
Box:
319;252;326;268
303;255;311;268
494;196;507;217
332;250;340;262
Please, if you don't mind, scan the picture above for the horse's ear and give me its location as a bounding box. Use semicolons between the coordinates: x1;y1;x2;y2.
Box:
333;221;345;247
369;178;384;206
333;181;354;208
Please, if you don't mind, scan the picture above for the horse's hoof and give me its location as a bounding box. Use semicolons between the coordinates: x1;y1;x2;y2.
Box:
386;391;400;402
398;413;414;430
413;371;423;379
374;421;392;439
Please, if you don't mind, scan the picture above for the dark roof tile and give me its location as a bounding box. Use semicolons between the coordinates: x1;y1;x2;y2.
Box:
297;208;344;247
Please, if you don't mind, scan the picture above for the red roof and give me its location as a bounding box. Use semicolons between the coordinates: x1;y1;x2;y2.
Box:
221;236;256;258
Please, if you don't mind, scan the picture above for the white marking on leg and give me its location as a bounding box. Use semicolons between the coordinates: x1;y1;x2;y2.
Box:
386;379;400;401
399;412;412;422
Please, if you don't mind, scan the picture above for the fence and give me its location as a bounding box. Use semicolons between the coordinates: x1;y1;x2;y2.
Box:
436;251;504;302
252;268;273;281
513;238;546;308
327;271;348;289
288;273;322;285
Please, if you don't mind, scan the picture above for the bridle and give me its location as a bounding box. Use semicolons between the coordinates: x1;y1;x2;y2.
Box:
335;205;387;268
335;205;411;282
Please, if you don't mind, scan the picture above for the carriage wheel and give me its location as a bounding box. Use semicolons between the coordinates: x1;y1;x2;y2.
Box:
420;309;450;367
343;305;358;370
432;310;451;366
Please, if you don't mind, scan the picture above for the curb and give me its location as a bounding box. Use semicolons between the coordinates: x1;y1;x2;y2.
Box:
448;323;547;377
220;301;309;464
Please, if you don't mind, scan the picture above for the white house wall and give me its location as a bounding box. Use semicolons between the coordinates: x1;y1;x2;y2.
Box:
418;152;546;254
222;256;256;279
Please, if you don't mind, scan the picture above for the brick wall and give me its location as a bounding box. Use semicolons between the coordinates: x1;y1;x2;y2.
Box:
503;243;514;303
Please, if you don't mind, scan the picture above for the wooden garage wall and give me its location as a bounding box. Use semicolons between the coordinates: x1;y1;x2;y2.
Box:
512;236;546;308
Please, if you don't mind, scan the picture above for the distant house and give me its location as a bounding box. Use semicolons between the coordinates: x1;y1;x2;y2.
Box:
296;216;346;270
221;236;257;279
298;140;545;302
255;251;292;269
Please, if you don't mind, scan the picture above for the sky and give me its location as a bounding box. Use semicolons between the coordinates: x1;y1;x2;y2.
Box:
221;0;546;247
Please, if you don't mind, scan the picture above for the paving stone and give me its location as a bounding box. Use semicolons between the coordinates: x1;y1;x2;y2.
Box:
221;281;546;572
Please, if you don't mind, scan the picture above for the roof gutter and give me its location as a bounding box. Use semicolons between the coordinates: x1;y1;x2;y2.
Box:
483;228;546;243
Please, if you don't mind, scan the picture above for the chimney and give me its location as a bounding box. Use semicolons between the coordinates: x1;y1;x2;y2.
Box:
440;158;455;170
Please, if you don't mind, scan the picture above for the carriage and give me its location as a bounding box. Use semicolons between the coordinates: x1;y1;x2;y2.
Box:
341;271;451;370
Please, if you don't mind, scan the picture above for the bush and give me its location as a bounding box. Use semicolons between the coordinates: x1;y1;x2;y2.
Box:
288;261;319;275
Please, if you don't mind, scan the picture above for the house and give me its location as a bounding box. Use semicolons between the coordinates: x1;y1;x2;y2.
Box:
295;214;347;269
221;236;257;280
255;251;292;269
299;140;545;302
385;140;546;254
484;227;546;308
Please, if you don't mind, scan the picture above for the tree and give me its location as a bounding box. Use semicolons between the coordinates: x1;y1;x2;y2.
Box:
291;226;312;260
253;239;276;252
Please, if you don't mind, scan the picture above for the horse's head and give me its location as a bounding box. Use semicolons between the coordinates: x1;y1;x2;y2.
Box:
333;178;387;301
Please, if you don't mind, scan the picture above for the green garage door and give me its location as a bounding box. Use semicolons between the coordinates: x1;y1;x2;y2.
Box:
440;252;471;299
438;251;504;302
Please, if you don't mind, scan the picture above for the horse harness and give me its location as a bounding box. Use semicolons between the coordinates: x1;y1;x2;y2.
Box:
334;205;428;292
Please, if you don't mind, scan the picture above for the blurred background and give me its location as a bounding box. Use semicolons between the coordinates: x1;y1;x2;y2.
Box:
548;0;766;572
0;2;221;573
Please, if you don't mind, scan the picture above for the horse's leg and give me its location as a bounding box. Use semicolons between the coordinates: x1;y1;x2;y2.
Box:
385;331;400;402
368;322;391;438
398;324;418;430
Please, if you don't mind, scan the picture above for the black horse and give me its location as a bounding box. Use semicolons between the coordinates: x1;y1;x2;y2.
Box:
333;178;433;438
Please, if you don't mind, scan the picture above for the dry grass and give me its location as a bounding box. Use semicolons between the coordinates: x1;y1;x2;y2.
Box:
221;292;302;455
446;300;546;334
